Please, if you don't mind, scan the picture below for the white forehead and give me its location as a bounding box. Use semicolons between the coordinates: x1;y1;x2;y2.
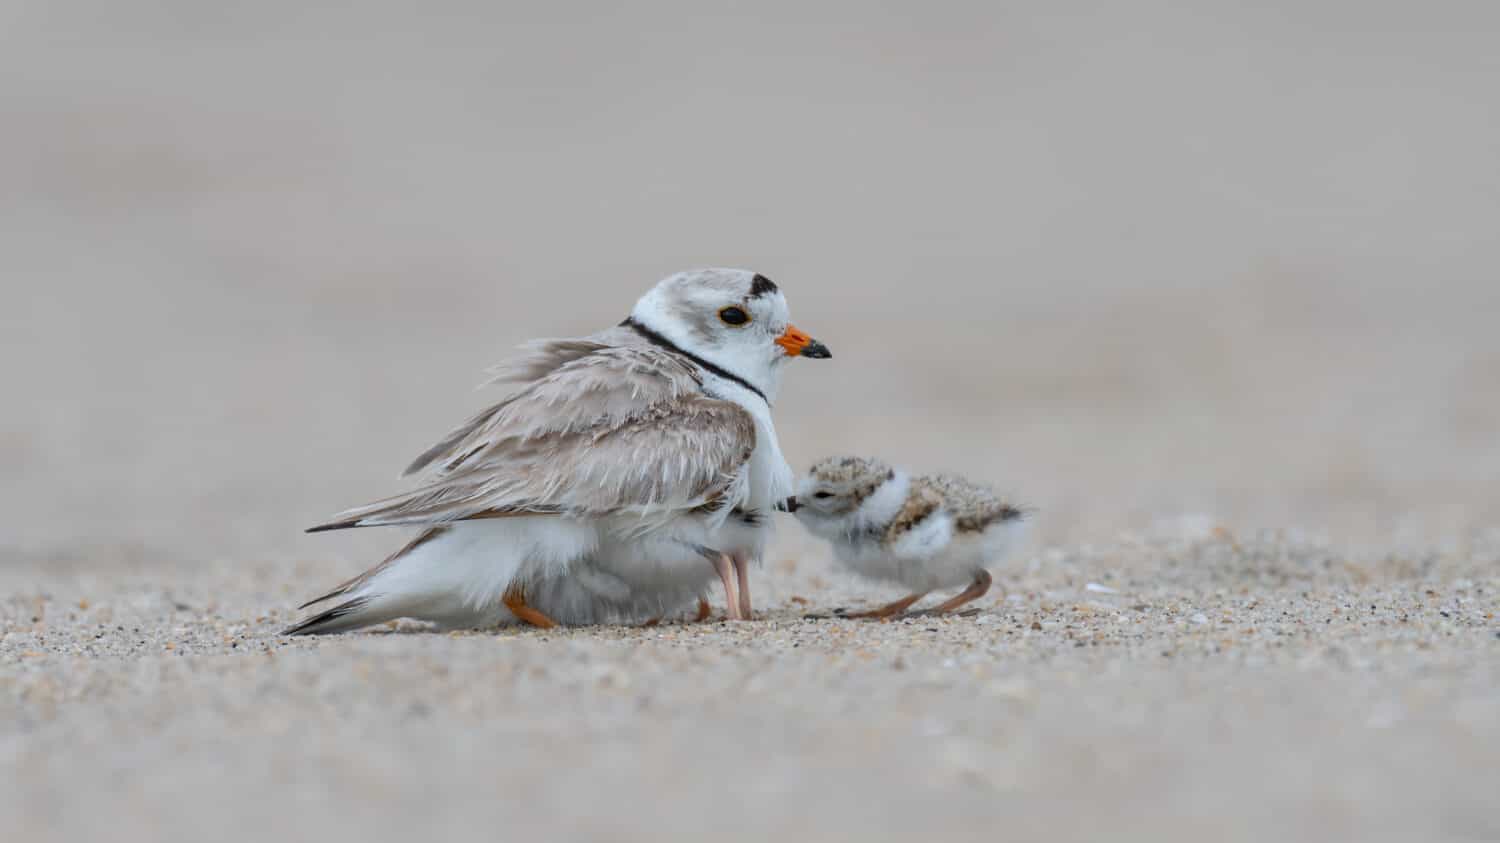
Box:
634;267;788;321
662;267;757;291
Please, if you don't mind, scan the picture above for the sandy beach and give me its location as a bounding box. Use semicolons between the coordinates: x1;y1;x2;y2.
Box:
4;3;1499;840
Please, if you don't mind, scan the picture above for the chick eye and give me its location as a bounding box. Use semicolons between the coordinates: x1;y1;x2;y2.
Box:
718;306;750;326
813;491;833;499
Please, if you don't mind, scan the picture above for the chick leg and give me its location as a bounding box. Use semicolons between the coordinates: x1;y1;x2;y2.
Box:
848;592;928;620
502;584;559;629
928;570;993;615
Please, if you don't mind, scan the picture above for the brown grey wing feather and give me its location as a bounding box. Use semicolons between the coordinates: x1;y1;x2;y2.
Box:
405;343;703;478
311;400;754;530
403;337;613;476
310;362;753;531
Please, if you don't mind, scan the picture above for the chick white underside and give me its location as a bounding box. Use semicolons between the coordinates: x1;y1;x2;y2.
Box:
834;516;1027;593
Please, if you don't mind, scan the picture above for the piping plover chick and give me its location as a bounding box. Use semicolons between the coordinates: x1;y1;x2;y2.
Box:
783;457;1027;618
286;269;830;634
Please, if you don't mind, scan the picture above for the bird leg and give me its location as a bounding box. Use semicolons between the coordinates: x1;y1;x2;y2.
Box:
927;570;993;615
502;584;558;629
710;552;743;621
847;591;928;620
731;551;753;620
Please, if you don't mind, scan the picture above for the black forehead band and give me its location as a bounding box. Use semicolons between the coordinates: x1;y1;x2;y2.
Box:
749;274;778;298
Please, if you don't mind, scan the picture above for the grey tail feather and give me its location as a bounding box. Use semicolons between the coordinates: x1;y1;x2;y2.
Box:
1005;503;1037;521
283;596;380;635
306;519;360;534
297;527;449;611
306;507;559;535
298;587;346;611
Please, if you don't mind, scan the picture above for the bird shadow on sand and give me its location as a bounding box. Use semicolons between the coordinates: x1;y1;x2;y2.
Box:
278;605;984;637
281;614;755;637
798;607;983;622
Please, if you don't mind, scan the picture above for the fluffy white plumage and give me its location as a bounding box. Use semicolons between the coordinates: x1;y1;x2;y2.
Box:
786;457;1028;617
288;268;830;634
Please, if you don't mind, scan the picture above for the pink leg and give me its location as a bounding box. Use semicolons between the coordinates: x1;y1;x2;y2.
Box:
731;552;753;620
710;553;743;620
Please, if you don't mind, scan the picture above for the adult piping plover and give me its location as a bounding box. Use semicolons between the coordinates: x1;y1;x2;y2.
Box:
783;457;1027;618
286;269;830;634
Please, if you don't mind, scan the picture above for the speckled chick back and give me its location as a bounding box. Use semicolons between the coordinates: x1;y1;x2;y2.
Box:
881;483;945;546
915;473;1024;534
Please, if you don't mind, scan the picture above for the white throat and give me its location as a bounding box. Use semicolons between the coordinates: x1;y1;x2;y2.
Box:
627;302;783;406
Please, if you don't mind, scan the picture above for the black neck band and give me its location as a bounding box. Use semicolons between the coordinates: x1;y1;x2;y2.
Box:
622;317;769;405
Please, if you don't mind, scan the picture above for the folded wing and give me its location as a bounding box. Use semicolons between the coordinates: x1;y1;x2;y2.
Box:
310;343;756;532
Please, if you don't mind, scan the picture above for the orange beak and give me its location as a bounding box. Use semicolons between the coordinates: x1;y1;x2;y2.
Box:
774;325;832;358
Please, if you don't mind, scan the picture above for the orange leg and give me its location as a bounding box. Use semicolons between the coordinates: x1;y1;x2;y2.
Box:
928;570;993;615
695;598;712;622
502;584;558;629
848;592;928;620
641;617;661;627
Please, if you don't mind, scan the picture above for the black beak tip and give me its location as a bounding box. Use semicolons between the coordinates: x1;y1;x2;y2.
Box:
777;496;800;513
802;341;832;359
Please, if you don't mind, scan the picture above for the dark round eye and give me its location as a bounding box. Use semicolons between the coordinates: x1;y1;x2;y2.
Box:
718;306;750;326
813;491;833;499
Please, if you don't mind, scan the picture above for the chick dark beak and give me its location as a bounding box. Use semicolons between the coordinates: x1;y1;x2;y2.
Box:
777;496;800;513
801;340;832;359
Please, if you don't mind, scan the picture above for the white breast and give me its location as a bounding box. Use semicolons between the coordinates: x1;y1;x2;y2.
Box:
702;371;790;554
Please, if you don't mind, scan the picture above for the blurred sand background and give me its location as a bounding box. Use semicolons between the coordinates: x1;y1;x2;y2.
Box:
3;2;1498;841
